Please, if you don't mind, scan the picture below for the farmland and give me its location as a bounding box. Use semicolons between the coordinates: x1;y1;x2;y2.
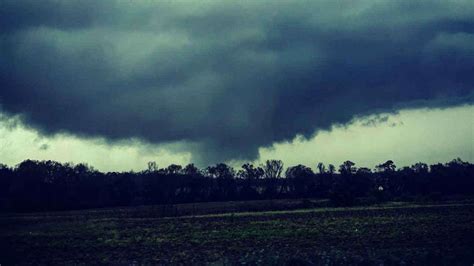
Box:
1;200;474;265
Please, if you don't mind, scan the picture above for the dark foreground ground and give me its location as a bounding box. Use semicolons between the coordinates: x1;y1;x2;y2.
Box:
1;200;474;265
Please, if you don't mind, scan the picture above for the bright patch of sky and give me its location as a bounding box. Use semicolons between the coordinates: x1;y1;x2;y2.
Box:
1;105;472;172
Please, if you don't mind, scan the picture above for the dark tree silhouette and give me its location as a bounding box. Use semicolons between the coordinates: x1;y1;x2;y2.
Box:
286;165;315;197
317;162;326;174
166;164;183;175
328;164;336;175
147;161;158;172
263;160;284;179
376;160;396;173
339;160;356;175
0;158;472;212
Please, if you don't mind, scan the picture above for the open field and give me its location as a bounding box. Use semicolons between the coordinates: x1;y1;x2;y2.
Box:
1;201;474;265
0;198;331;219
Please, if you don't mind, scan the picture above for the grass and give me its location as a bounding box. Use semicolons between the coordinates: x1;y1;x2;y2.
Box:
1;200;474;265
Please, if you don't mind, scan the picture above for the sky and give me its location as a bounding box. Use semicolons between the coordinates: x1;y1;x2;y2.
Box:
0;0;473;171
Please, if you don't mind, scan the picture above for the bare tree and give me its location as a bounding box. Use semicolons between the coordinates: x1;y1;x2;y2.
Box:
262;160;284;179
240;163;264;180
317;162;326;174
147;161;158;172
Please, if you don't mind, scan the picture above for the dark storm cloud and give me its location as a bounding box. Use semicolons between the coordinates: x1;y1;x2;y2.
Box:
1;0;474;164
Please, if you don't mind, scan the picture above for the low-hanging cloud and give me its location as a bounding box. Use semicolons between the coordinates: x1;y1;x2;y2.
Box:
1;0;473;165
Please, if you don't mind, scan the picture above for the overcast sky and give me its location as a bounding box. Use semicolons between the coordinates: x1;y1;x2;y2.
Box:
1;0;473;170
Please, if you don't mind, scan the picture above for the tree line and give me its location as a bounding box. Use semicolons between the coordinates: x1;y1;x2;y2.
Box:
0;158;473;212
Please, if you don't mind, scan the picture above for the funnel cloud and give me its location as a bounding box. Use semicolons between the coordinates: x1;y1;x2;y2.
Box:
1;1;473;164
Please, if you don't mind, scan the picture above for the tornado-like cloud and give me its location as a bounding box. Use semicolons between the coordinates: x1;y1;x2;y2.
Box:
1;0;473;164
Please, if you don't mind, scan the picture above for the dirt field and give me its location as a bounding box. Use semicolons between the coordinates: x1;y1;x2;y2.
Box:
1;201;474;265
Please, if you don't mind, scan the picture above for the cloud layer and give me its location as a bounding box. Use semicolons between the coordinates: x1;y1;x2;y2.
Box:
253;105;474;169
1;0;473;164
